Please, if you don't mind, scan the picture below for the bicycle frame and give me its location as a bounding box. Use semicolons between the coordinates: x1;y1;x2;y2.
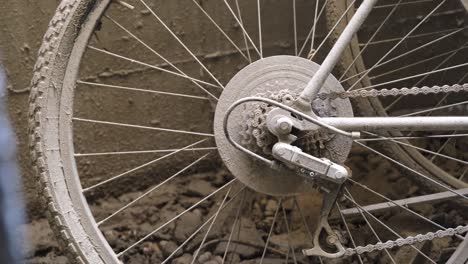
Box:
320;116;468;131
298;0;378;102
297;0;468;132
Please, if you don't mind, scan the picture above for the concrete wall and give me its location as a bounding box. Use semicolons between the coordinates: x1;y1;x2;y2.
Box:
1;1;60;219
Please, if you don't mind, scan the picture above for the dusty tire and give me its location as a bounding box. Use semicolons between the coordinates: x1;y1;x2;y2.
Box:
28;1;118;263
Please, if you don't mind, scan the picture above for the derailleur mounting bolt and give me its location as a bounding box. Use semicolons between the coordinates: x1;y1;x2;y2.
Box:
335;171;346;179
276;148;286;157
276;117;293;134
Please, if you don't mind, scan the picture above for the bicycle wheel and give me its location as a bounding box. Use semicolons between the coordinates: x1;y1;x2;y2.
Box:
29;0;468;263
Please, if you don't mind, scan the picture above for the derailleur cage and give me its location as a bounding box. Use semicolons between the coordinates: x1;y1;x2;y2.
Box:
267;106;351;258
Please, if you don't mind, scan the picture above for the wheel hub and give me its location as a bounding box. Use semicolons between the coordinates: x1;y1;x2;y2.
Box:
214;56;354;195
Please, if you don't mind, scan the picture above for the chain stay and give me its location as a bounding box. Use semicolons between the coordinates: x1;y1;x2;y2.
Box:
344;225;468;256
317;83;468;100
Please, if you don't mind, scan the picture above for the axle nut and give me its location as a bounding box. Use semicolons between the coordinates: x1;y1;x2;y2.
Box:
326;235;338;245
276;117;293;134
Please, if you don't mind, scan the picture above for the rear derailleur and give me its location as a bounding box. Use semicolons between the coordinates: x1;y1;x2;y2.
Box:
267;107;350;258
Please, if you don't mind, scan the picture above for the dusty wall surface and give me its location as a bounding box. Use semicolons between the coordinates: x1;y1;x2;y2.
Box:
1;1;60;219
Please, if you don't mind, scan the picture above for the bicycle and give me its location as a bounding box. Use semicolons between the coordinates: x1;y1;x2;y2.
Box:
29;0;468;263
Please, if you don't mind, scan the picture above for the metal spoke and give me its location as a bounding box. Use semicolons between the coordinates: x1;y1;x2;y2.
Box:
293;197;312;241
336;202;364;264
354;62;468;91
82;139;208;192
339;0;403;81
138;0;225;88
161;186;246;264
298;0;329;57
347;0;448;90
191;186;233;264
104;15;219;100
293;197;324;264
400;99;468;117
285;247;290;263
344;189;437;264
429;131;457;162
309;0;357;61
460;167;468;181
190;0;249;62
117;178;237;257
347;178;465;240
115;0;134;9
385;41;468;111
88;46;220;89
260;198;282;264
293;0;298;56
257;0;263;58
77;80;209;100
222;190;246;263
343;188;396;264
222;0;261;57
361;131;468;167
74;147;216;157
374;0;434;9
310;0;320;53
361;27;460;46
342;26;467;84
340;186;468;217
354;141;468;200
234;0;252;63
72;117;213;137
369;46;468;81
399;72;468;118
459;71;468;84
282;205;297;264
97;153;210;225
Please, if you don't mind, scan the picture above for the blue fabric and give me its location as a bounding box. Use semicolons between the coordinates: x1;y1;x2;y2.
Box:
0;66;25;264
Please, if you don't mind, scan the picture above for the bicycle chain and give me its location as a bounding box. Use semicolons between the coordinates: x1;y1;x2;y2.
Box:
317;83;468;100
344;225;468;256
315;83;468;255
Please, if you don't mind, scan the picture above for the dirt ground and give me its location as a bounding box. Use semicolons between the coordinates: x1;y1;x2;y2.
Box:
22;144;466;264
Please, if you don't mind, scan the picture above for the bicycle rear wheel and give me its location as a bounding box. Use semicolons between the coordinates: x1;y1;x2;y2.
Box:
29;0;468;263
